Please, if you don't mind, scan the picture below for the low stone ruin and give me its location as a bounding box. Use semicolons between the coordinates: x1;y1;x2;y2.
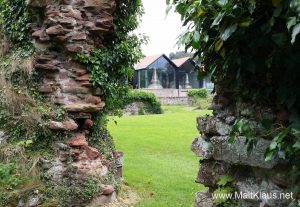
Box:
192;99;294;207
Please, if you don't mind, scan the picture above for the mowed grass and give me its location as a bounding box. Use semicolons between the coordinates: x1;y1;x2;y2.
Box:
108;105;211;207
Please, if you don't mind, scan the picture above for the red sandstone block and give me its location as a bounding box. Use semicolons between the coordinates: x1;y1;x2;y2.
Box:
69;134;88;147
84;146;100;160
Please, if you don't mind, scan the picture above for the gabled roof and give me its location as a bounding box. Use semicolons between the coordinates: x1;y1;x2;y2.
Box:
172;57;191;67
134;54;164;70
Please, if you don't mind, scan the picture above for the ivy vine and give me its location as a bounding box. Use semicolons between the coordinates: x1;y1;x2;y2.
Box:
170;0;300;194
0;0;32;50
76;0;146;115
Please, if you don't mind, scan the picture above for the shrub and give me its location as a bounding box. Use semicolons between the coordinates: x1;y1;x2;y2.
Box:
187;88;212;109
187;88;208;99
125;90;162;114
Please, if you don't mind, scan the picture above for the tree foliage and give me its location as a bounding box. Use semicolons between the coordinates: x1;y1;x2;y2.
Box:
169;0;300;189
77;0;146;115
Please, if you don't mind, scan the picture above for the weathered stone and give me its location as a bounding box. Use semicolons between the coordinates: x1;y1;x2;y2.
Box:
81;81;93;87
86;95;101;105
76;74;90;81
45;158;66;183
84;146;99;160
58;17;77;26
95;13;113;28
62;86;90;94
49;119;78;131
211;136;278;169
87;192;117;207
194;191;213;207
88;27;110;33
83;119;93;129
191;136;213;159
69;134;88;147
75;69;88;76
123;102;147;116
0;131;7;146
57;143;69;150
197;117;231;136
100;184;115;195
46;25;66;35
195;160;230;187
26;0;53;7
64;103;105;112
84;0;107;7
71;32;87;40
225;116;236;125
32;29;45;38
27;195;41;207
235;178;289;207
66;44;83;53
38;85;53;93
65;8;82;20
35;63;60;71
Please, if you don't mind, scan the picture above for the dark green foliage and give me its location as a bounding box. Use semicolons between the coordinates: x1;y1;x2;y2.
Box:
0;162;27;206
125;90;162;114
75;35;144;115
170;0;300;178
43;176;100;206
0;0;32;49
0;163;24;189
76;0;146;116
187;89;211;109
187;88;208;99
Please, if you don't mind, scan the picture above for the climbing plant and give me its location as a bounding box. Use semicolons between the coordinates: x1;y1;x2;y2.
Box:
76;0;146;115
0;0;32;51
169;0;300;190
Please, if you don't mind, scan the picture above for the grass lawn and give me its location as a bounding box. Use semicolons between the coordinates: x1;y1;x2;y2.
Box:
108;105;211;207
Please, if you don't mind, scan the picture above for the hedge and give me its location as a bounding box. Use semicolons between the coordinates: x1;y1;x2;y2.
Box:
125;90;162;114
187;88;208;99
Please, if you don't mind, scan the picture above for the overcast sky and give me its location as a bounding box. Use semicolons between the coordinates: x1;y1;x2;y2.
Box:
134;0;184;56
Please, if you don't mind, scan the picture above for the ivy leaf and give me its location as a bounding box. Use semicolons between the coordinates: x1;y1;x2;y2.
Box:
217;175;233;186
271;33;288;46
272;0;281;7
293;141;300;149
212;12;225;27
291;23;300;44
214;39;223;52
287;17;297;31
265;149;274;161
248;0;256;14
269;140;277;150
218;0;228;6
220;24;238;41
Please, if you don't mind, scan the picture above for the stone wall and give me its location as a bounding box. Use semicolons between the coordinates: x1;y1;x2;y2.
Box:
26;0;118;205
141;89;191;105
192;95;295;207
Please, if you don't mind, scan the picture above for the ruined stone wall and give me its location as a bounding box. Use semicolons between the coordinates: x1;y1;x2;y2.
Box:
192;90;294;207
26;0;118;205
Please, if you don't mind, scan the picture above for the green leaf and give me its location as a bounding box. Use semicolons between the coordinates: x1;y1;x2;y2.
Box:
293;141;300;149
269;140;277;150
212;13;225;27
220;24;238;41
291;23;300;44
218;0;228;6
265;150;274;161
193;31;200;42
217;175;233;187
287;17;296;31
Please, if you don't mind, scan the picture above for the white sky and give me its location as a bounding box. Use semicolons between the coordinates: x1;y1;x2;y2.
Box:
134;0;184;56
